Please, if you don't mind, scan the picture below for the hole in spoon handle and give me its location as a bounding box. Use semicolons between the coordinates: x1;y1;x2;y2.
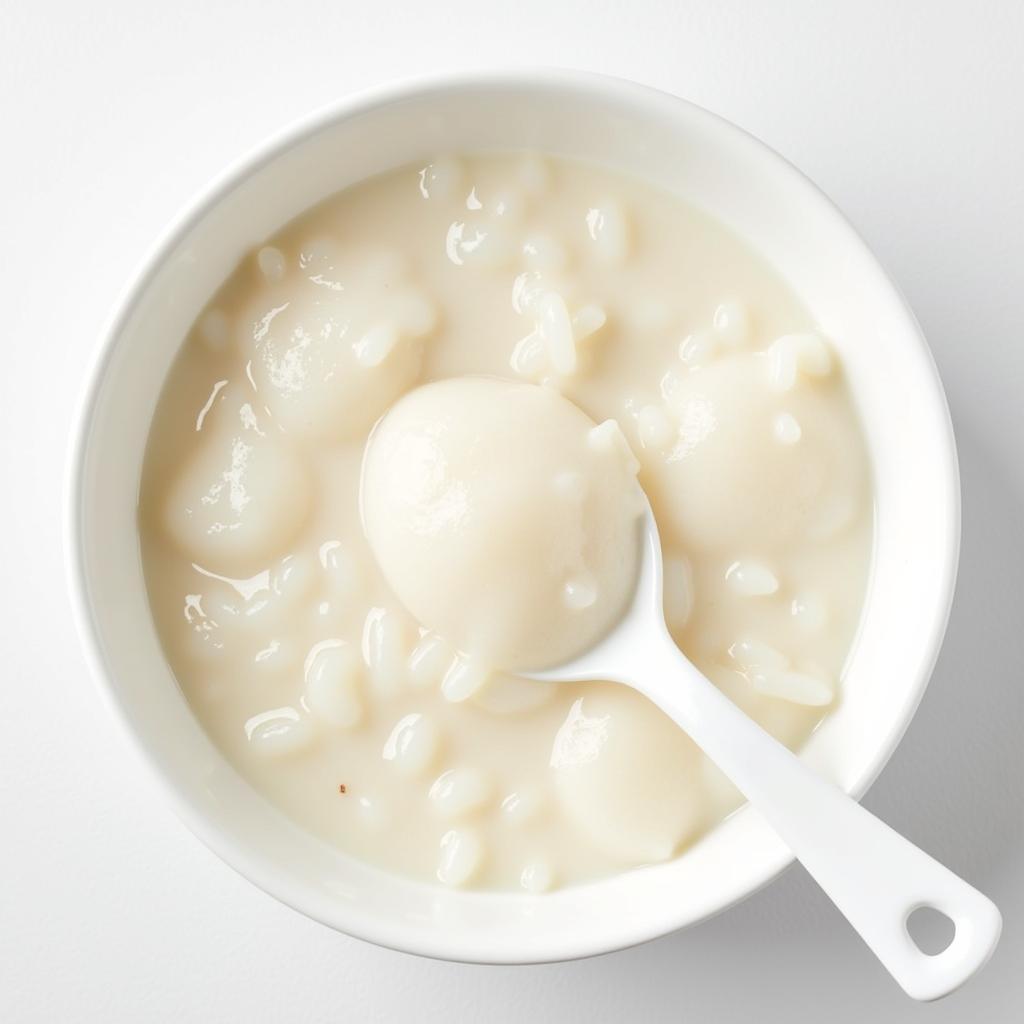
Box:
871;843;1002;1001
766;782;1000;1001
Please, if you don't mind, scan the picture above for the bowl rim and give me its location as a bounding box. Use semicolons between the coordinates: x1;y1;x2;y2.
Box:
65;66;961;964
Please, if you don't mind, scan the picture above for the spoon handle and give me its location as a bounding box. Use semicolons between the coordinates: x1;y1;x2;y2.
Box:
640;642;1001;1001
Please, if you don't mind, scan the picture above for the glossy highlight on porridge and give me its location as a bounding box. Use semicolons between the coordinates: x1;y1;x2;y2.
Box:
139;153;873;891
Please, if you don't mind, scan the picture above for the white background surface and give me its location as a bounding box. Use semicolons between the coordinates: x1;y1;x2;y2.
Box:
2;1;1022;1020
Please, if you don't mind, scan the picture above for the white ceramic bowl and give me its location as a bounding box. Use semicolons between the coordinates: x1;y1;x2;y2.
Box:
67;70;959;963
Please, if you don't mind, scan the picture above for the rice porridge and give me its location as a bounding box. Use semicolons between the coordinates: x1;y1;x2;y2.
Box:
138;153;872;891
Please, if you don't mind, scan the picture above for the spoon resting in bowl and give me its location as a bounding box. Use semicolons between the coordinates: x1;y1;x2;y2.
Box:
523;503;1000;1001
361;376;998;995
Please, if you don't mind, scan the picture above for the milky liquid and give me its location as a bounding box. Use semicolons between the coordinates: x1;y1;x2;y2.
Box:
138;153;873;891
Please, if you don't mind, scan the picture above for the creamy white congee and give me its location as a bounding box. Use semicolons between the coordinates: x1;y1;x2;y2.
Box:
139;153;872;890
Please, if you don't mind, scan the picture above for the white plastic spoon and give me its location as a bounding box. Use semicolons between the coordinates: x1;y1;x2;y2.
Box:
524;505;1001;1000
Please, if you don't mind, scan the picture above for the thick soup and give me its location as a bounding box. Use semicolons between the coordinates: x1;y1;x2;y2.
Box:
138;153;872;891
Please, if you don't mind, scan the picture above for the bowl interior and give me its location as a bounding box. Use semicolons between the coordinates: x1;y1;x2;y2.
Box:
71;72;957;962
